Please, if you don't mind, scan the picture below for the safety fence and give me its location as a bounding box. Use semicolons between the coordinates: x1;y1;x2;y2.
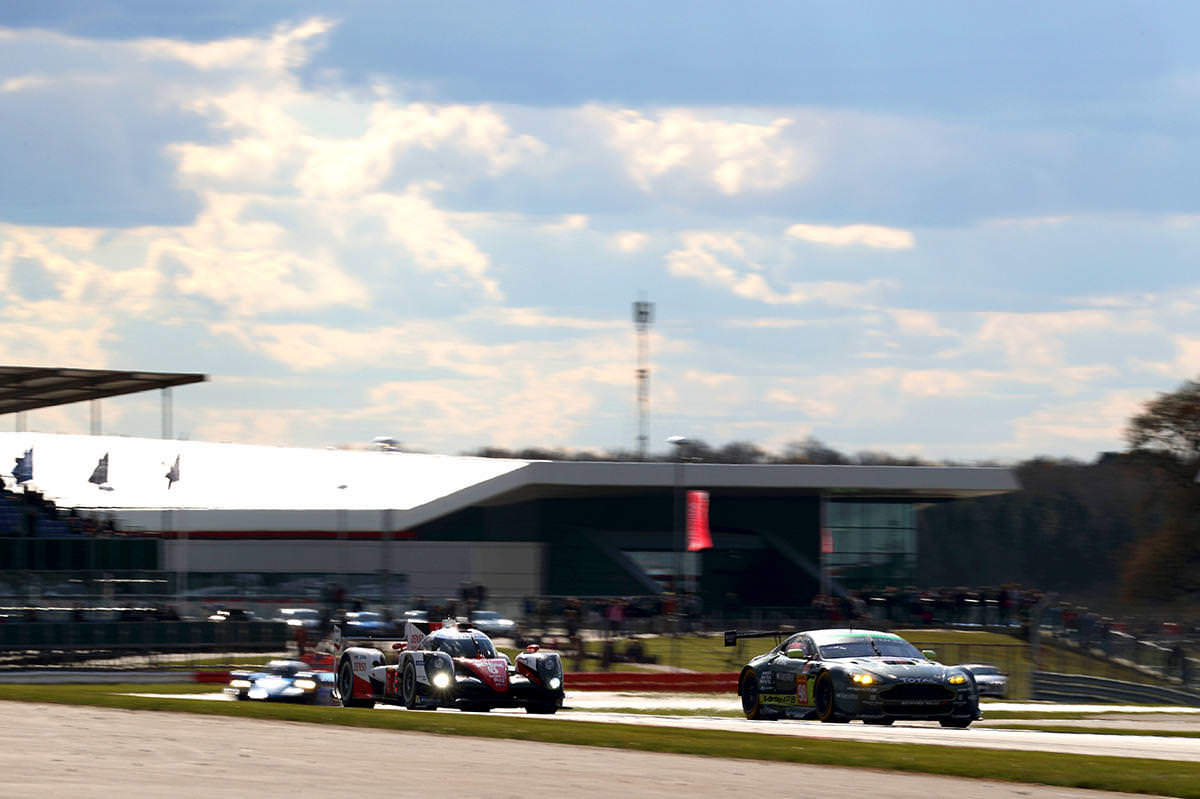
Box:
0;621;289;666
1031;671;1200;706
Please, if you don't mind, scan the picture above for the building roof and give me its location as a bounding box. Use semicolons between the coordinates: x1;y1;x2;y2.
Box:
0;366;207;415
0;432;1019;533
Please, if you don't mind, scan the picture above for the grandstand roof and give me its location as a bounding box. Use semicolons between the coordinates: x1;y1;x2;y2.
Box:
0;366;207;415
0;433;1019;533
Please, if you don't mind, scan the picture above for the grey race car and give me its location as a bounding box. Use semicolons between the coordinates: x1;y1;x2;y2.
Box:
727;628;980;727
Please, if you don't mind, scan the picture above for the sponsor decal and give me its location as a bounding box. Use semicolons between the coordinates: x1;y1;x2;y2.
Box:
775;672;796;692
760;693;799;706
759;671;776;691
796;674;810;706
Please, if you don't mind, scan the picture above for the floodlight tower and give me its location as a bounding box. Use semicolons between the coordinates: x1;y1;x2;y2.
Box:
632;298;655;459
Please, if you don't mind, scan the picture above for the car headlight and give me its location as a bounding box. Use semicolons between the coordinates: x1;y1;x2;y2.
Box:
229;679;252;689
432;672;451;689
948;674;967;685
547;676;561;690
851;673;875;685
293;679;317;690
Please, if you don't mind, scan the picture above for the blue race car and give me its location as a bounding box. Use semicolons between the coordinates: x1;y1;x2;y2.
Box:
225;659;335;704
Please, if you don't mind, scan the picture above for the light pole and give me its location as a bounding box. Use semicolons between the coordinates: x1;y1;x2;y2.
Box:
667;436;688;669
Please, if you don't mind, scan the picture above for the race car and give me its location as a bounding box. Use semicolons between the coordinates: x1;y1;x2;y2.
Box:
959;663;1008;698
727;627;980;727
224;659;335;704
331;619;564;713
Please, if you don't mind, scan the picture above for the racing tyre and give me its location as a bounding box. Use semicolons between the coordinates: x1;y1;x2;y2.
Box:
740;672;763;720
814;672;848;723
401;661;421;710
939;718;972;728
338;659;373;708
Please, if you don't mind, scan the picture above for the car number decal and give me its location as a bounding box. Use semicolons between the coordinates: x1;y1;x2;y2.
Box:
796;673;810;705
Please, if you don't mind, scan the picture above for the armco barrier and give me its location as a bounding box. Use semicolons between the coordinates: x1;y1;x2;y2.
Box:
1031;671;1200;706
565;672;738;692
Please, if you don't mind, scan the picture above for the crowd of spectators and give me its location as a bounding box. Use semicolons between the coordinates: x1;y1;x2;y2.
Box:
0;480;118;538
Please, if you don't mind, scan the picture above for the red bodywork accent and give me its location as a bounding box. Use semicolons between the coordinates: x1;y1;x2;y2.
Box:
516;661;542;686
457;658;509;691
350;672;373;699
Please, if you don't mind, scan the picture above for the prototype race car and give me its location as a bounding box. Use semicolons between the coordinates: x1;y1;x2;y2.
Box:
727;628;980;727
332;619;564;713
224;659;334;704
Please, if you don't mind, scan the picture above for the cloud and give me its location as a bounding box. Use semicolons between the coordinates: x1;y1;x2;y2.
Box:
786;222;915;249
665;232;892;306
587;106;805;195
610;231;648;252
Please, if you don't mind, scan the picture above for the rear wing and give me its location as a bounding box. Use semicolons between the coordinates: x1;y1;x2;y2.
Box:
333;619;436;654
723;629;793;647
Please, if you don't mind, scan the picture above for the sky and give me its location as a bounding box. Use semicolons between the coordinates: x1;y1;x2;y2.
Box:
3;1;1200;462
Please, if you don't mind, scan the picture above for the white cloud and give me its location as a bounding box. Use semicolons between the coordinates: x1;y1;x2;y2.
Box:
786;222;915;250
539;214;589;232
665;232;891;305
889;309;955;337
610;231;649;252
587;106;805;195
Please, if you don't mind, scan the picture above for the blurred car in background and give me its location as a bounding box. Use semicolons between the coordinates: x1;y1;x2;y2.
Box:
273;607;323;632
469;609;516;638
959;663;1008;698
207;608;258;622
225;659;334;704
343;610;389;633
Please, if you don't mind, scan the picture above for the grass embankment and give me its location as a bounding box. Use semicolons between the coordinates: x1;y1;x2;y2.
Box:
3;684;1200;797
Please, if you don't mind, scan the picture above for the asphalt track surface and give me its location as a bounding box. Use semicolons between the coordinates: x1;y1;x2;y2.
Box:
147;690;1200;763
0;702;1163;799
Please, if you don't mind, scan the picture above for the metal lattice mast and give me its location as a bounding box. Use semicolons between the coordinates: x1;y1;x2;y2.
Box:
633;299;655;459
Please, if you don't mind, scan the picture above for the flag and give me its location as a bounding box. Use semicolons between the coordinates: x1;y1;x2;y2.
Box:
165;455;180;489
12;448;32;484
686;490;712;551
820;527;834;554
89;453;109;486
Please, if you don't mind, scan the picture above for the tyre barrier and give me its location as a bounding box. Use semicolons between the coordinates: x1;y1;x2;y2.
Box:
1031;670;1200;706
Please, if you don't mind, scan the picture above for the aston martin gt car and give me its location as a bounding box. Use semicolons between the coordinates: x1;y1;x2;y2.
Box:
225;659;334;704
727;628;979;727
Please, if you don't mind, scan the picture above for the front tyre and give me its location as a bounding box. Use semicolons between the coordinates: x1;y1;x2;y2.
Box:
814;672;848;723
740;672;763;720
401;661;420;710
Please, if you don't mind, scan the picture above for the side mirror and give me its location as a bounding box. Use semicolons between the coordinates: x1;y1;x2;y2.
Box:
921;649;937;660
785;647;807;659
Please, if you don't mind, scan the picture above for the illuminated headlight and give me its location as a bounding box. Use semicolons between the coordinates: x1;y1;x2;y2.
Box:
432;672;451;689
282;687;304;696
547;676;561;690
851;673;875;685
948;674;967;685
293;679;316;690
229;679;252;689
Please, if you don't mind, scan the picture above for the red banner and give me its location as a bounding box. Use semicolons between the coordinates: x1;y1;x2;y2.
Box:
686;490;712;551
820;527;834;554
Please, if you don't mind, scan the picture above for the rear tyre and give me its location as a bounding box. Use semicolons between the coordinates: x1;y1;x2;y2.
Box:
338;659;372;708
814;672;847;723
940;718;972;728
740;672;763;720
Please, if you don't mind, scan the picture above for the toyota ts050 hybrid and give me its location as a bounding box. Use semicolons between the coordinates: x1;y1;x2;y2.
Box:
727;628;980;727
331;619;564;713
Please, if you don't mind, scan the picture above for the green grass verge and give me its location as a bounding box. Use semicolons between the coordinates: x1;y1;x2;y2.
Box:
4;684;1200;797
984;724;1200;738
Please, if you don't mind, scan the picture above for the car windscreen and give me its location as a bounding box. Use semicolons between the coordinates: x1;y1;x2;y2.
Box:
435;635;497;658
817;636;924;660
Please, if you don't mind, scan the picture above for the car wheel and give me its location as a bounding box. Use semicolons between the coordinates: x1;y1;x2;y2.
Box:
940;718;972;728
402;661;421;710
814;672;847;723
740;672;763;720
338;659;372;708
